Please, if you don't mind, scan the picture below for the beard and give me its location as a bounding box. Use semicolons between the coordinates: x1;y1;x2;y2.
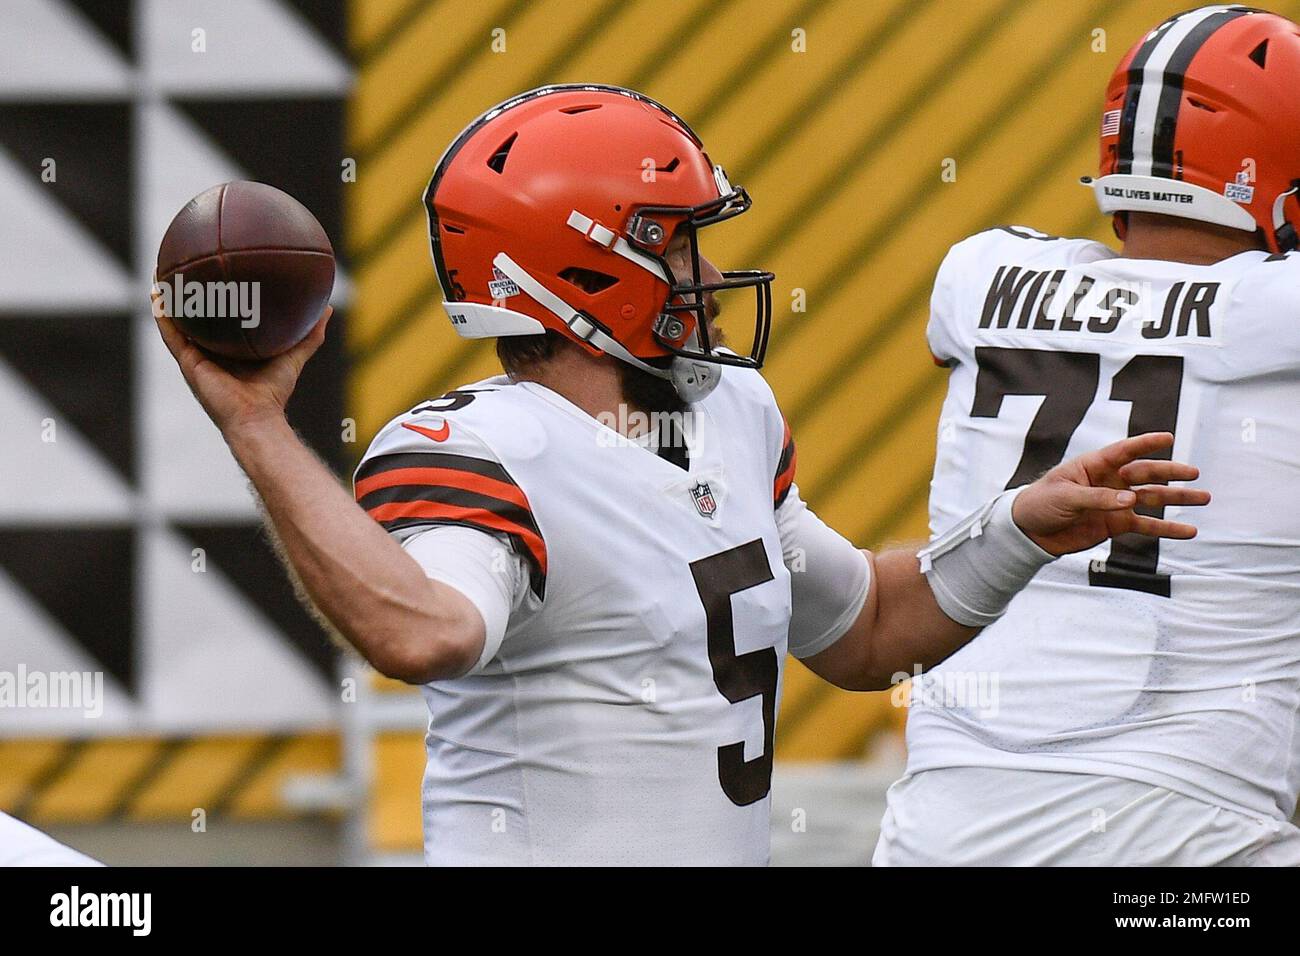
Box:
619;309;722;417
617;358;687;418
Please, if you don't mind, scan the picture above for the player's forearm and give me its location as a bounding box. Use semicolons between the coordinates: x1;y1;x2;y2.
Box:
810;488;1068;689
222;414;482;682
802;548;980;692
857;549;981;689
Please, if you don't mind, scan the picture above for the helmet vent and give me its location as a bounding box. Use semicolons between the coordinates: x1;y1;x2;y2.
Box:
558;267;618;293
1187;97;1218;113
654;157;680;173
560;104;601;114
486;133;518;174
442;222;466;235
1249;39;1268;68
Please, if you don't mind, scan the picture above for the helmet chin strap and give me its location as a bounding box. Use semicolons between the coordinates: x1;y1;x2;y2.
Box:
493;253;720;402
667;353;719;403
1271;181;1300;253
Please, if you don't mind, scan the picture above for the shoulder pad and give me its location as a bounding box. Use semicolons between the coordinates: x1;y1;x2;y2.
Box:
354;381;548;599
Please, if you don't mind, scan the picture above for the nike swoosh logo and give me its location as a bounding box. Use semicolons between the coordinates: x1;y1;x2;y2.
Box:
402;421;450;442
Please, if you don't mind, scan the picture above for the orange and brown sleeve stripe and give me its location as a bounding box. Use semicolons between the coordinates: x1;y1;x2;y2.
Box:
774;419;797;509
355;452;547;599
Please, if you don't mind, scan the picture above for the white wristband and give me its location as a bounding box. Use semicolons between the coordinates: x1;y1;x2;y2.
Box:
918;487;1055;627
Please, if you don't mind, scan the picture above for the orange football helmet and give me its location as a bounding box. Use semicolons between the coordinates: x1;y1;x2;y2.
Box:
423;84;773;401
1086;5;1300;252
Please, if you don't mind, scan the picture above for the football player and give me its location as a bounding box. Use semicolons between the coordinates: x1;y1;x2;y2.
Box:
875;5;1300;866
155;84;1207;865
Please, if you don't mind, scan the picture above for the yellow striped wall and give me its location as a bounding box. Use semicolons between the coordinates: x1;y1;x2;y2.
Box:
349;0;1293;772
0;736;339;823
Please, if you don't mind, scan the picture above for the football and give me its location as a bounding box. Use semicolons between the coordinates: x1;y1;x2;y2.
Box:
154;180;335;360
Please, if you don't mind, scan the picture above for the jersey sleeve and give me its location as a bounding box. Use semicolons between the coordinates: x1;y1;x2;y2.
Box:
927;229;1015;364
722;363;799;509
400;525;528;674
1237;252;1300;371
354;410;548;600
745;374;867;653
773;415;797;508
776;485;872;659
927;239;964;366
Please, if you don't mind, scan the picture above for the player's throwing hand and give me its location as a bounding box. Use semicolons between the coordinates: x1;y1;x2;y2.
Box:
152;288;331;434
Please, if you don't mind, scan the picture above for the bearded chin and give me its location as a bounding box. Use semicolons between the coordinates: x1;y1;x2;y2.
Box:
618;359;689;415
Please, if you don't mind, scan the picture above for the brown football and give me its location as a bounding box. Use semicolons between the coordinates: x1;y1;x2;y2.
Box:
155;181;335;360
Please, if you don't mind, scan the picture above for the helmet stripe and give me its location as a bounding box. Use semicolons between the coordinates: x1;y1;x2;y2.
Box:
1118;5;1253;177
1149;7;1253;178
1116;16;1173;174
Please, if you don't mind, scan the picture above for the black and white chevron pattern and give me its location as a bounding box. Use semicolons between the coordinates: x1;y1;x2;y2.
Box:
0;0;352;733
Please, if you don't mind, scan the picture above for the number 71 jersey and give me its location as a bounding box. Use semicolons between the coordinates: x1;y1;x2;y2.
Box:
916;226;1300;822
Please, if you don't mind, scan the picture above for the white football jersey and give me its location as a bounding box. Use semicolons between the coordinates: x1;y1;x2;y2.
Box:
910;226;1300;821
0;812;101;866
355;367;867;865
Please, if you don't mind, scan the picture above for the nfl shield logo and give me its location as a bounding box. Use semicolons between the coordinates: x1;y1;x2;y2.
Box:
690;481;717;519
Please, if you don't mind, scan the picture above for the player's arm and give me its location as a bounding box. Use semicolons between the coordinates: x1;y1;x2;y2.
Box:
801;432;1210;691
152;306;485;683
799;548;974;691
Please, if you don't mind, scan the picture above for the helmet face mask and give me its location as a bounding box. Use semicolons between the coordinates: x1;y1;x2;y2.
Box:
631;184;773;370
423;83;775;399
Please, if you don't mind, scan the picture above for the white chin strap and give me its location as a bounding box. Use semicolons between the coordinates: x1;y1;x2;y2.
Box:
1271;183;1300;245
476;252;719;402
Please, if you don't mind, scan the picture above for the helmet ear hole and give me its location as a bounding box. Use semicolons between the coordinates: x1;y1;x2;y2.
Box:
558;267;619;293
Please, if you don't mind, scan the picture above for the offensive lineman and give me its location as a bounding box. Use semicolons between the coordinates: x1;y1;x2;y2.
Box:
155;85;1207;865
875;5;1300;866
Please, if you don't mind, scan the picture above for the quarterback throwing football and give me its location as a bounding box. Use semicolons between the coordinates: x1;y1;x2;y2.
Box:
156;85;1208;865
